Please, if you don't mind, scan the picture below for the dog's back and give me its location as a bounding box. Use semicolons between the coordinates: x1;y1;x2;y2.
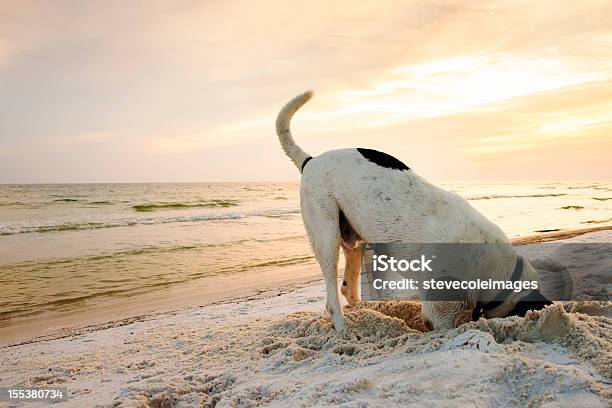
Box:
303;148;507;244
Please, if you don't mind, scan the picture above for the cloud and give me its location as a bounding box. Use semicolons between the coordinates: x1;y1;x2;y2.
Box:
460;80;612;155
144;116;272;155
0;1;611;182
299;53;608;131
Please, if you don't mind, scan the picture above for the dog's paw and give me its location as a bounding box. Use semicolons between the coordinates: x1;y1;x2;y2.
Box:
331;316;347;333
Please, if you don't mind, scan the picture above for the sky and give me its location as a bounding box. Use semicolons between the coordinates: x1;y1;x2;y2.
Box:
0;0;611;183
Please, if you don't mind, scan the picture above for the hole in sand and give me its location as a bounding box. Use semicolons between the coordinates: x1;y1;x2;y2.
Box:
356;300;429;332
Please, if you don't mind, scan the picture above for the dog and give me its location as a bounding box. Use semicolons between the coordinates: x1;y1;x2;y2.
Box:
276;91;552;331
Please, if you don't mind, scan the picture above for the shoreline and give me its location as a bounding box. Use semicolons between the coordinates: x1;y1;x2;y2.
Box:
511;224;612;244
1;224;611;347
0;263;322;346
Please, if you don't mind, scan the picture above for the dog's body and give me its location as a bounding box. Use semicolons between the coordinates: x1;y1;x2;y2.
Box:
277;91;551;331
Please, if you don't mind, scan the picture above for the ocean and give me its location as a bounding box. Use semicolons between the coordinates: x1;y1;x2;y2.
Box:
0;181;610;326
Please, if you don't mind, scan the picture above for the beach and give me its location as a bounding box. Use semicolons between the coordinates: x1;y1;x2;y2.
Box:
1;228;610;407
3;2;612;406
1;181;611;337
1;183;610;407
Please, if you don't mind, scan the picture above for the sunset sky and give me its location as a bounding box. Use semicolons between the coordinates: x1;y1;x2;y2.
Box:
1;1;611;183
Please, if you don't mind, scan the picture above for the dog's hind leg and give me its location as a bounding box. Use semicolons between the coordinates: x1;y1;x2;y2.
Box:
300;192;345;331
341;242;363;306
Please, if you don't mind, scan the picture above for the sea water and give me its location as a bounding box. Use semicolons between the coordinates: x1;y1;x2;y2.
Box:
0;181;610;325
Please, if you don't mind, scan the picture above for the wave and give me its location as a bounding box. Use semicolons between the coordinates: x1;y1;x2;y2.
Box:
0;283;184;322
581;218;612;225
6;235;310;268
90;200;114;205
566;185;603;190
0;199;115;207
0;199;239;210
132;200;239;212
0;201;25;206
559;205;584;210
592;197;612;201
466;193;567;200
0;208;301;235
0;237;314;322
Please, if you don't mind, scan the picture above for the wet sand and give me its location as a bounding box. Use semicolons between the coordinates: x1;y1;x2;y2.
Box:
0;263;321;345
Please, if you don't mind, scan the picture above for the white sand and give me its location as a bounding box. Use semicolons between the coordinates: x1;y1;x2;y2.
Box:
1;232;610;407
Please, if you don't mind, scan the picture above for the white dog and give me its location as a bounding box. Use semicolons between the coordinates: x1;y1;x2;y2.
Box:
276;91;551;331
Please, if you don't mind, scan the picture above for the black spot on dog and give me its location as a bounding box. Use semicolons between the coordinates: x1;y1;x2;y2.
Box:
301;156;313;172
357;148;410;171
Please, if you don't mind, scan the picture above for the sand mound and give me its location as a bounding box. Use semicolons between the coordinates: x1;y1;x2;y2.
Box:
7;291;609;407
563;300;612;317
461;303;612;376
265;301;611;376
233;301;609;406
100;300;611;407
264;305;423;361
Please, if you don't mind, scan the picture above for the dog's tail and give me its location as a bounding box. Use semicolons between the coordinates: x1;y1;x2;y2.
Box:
276;91;313;172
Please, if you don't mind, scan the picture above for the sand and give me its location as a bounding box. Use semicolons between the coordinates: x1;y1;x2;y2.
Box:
1;230;610;407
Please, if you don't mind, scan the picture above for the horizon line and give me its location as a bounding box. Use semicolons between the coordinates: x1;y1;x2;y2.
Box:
1;179;611;186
